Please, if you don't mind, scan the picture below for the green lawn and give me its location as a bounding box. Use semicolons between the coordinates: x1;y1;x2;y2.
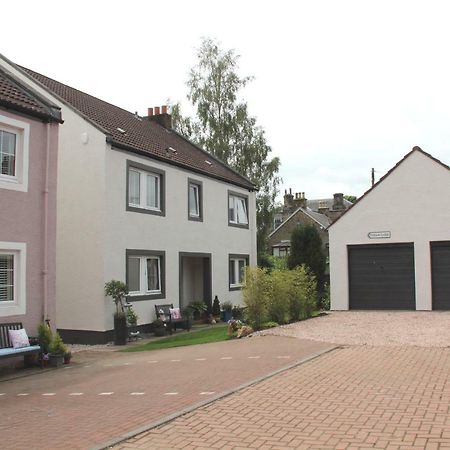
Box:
123;325;230;352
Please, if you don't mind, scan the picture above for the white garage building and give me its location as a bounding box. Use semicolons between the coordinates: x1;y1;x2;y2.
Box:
329;147;450;310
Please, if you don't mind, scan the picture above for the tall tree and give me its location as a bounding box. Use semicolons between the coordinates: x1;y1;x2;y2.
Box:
172;38;281;260
288;225;326;290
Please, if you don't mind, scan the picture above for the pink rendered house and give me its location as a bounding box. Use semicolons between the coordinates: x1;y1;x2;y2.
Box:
0;65;61;336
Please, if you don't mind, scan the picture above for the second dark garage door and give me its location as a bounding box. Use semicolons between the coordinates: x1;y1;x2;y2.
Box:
431;241;450;310
349;243;416;309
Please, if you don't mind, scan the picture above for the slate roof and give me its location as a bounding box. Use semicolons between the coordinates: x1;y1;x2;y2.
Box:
0;67;62;122
19;66;255;190
307;197;352;212
269;206;330;238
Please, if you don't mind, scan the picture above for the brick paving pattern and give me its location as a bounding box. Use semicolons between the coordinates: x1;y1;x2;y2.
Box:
117;346;450;450
0;336;331;450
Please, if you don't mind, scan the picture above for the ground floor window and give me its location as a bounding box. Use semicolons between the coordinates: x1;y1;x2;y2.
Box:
126;250;165;300
0;242;26;317
229;254;249;290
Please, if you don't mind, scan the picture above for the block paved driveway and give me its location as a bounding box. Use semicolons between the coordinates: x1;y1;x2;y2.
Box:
0;335;332;450
115;312;450;449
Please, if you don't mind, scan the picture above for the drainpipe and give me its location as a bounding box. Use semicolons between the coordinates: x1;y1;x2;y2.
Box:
43;122;51;325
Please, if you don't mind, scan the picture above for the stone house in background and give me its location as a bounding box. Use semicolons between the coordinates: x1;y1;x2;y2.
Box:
0;54;257;344
0;64;61;335
268;189;352;258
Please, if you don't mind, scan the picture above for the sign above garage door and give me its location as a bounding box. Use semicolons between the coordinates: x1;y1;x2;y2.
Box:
368;231;391;239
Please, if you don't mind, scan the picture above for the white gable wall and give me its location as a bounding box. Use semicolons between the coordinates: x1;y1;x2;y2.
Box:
330;150;450;310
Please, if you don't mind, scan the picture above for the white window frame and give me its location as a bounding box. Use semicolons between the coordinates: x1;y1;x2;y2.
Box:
128;255;162;296
0;242;26;317
229;255;248;290
128;167;161;211
228;193;249;226
189;183;200;218
0;115;29;192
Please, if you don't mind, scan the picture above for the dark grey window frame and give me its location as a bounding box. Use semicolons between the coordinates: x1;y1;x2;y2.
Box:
126;160;165;216
229;253;249;291
188;178;203;222
227;190;249;229
126;249;166;301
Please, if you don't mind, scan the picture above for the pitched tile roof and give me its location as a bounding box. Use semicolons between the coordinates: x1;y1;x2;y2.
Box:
0;67;62;122
19;66;255;190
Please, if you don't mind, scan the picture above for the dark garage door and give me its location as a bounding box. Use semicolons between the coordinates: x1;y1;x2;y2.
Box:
431;241;450;310
349;243;416;309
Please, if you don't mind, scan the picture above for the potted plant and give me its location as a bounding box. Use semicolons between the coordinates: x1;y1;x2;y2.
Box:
126;305;139;333
151;319;166;337
221;301;233;322
38;322;53;365
182;308;193;331
104;280;129;345
49;332;67;368
212;295;221;320
187;301;208;322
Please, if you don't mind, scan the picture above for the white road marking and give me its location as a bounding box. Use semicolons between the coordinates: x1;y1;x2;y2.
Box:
42;393;56;396
147;360;158;363
83;365;92;368
69;393;84;396
170;359;181;362
0;393;5;396
103;364;114;367
63;366;73;369
220;356;232;360
17;393;29;396
195;358;206;361
123;362;132;366
130;392;145;396
164;392;179;395
248;356;261;359
200;391;215;395
98;392;114;396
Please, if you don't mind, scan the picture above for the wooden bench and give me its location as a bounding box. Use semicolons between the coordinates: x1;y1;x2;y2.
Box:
155;304;190;335
0;322;41;364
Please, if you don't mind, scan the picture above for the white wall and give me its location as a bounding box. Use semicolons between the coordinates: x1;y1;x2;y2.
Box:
330;150;450;310
104;148;257;329
0;59;108;331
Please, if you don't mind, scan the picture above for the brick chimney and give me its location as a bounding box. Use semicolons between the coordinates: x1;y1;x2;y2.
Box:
283;188;294;209
293;192;307;209
332;193;345;210
146;105;172;129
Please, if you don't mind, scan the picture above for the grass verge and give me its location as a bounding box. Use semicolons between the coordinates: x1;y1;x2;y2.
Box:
123;325;229;352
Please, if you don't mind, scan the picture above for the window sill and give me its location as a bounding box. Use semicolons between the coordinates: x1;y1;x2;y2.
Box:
126;292;165;301
228;222;249;229
188;215;203;222
229;285;243;291
126;205;165;216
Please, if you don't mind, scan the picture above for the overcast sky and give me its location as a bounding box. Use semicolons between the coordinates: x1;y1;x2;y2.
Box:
3;0;450;200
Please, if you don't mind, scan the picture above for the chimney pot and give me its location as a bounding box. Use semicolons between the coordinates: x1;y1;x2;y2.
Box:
155;106;160;115
161;105;168;114
148;107;154;117
289;188;292;195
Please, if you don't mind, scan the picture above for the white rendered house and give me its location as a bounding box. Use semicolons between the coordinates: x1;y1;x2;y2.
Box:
0;55;257;343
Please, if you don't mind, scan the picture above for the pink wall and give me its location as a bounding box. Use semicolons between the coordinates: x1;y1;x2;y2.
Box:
0;109;58;336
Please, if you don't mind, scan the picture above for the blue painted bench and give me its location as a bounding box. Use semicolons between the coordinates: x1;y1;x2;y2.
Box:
0;322;41;363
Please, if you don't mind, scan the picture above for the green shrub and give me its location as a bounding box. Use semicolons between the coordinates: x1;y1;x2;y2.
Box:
38;322;53;353
221;301;233;312
212;296;221;316
289;265;317;321
261;321;279;329
319;282;330;310
188;301;207;320
242;267;270;330
104;280;129;316
49;332;67;355
267;269;291;324
231;305;245;320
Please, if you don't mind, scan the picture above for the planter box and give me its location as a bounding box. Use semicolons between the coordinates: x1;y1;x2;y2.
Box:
114;315;127;345
49;354;64;368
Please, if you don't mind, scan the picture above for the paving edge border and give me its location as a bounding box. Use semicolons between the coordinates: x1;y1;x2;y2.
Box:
92;344;340;450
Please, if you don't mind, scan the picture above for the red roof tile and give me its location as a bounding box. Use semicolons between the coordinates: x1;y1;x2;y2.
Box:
20;66;255;190
0;67;62;122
